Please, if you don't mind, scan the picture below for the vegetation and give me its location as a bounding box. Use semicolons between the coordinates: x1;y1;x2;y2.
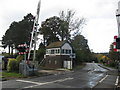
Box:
1;9;94;71
109;43;119;61
39;10;92;64
3;55;24;72
59;10;86;39
2;13;35;54
16;55;24;63
108;43;119;68
36;43;45;64
7;58;18;72
2;72;24;78
94;50;118;68
39;10;86;46
71;35;94;64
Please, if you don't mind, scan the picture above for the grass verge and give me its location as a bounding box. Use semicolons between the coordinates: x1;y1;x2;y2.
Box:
1;71;25;79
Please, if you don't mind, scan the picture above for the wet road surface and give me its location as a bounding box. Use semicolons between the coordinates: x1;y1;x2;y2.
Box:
2;63;118;89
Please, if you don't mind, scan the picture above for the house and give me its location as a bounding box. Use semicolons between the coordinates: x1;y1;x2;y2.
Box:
44;41;75;69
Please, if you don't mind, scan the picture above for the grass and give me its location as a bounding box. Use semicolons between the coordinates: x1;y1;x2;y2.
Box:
1;71;25;79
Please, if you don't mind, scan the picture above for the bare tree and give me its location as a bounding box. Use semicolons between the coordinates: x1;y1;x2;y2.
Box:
59;9;86;40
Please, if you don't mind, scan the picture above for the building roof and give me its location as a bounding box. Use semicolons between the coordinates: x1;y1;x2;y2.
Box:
46;41;67;49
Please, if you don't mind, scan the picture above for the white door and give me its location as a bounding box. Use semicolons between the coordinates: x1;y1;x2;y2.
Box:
64;61;72;69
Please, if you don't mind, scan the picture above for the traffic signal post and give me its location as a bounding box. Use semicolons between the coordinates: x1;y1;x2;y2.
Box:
114;3;120;52
115;2;120;77
17;43;37;76
17;43;28;76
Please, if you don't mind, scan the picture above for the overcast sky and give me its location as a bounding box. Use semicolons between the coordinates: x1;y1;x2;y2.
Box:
0;0;120;53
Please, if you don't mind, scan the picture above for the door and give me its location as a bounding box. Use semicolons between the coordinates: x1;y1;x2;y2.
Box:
64;61;72;69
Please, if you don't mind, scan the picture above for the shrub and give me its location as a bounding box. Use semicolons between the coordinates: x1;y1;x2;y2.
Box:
36;48;45;63
16;55;24;71
16;55;23;63
7;58;18;72
108;61;116;67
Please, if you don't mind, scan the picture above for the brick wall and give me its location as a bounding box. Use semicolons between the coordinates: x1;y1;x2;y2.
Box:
45;55;71;69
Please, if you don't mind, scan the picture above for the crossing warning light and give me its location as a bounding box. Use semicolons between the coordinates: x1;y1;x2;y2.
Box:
17;44;29;55
113;36;120;52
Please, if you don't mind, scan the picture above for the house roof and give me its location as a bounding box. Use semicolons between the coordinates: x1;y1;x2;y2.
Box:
46;41;67;49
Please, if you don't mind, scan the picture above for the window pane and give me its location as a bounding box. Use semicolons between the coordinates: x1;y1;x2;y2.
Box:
69;50;71;54
55;50;57;53
62;49;64;53
51;50;54;54
58;49;60;53
66;50;68;54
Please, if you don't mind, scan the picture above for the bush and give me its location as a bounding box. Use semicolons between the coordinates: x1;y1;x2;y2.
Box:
7;55;24;72
36;48;45;63
108;61;116;67
7;58;18;72
16;55;24;71
16;55;23;63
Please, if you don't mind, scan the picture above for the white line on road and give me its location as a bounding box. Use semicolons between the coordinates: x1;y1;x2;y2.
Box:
16;80;43;85
115;76;119;86
16;77;73;88
88;70;94;73
99;75;108;83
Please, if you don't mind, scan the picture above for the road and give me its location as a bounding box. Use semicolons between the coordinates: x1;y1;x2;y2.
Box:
2;63;118;89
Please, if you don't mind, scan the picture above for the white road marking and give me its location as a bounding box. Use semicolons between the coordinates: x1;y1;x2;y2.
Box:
88;70;94;73
99;75;108;83
115;76;119;86
16;77;73;88
24;84;42;88
16;80;43;85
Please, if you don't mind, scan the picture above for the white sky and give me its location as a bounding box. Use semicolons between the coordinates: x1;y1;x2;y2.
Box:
0;0;119;53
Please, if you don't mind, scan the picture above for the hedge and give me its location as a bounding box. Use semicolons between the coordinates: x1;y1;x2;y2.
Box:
7;55;24;72
16;55;23;63
7;58;18;72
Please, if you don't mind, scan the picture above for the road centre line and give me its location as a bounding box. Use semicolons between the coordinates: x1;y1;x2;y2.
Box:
16;77;73;88
99;75;108;83
115;76;119;86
